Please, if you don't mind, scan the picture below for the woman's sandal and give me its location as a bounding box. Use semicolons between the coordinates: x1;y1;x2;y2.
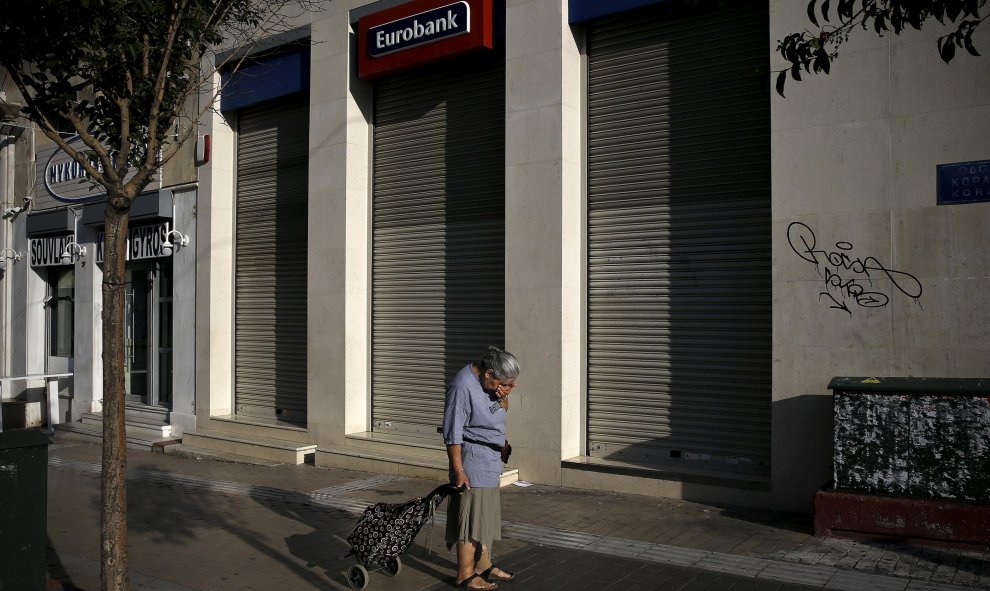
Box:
457;573;498;590
479;565;515;582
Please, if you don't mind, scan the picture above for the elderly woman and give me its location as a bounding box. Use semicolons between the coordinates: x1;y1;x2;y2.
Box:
442;346;521;590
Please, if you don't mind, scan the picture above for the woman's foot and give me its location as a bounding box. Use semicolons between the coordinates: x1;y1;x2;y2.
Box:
478;565;515;582
456;573;498;590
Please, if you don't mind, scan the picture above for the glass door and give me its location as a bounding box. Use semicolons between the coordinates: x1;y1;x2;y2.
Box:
124;265;151;404
123;261;173;409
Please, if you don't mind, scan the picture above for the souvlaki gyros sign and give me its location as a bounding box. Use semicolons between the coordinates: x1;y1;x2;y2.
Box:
38;135;159;203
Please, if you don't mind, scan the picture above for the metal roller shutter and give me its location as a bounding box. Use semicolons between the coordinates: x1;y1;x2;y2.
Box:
587;3;771;477
372;58;505;437
234;96;309;424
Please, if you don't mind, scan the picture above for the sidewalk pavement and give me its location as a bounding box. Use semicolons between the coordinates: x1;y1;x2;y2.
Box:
43;439;990;591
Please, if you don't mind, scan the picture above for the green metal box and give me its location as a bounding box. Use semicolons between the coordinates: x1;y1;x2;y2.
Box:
829;377;990;502
0;429;50;591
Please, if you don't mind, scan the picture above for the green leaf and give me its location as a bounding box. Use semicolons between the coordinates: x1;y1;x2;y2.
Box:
816;47;831;74
908;9;922;30
776;69;787;97
838;0;854;20
874;14;887;33
939;35;957;62
963;29;981;56
947;1;963;21
932;3;946;23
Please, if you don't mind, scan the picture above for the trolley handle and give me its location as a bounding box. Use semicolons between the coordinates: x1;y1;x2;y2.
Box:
425;483;466;502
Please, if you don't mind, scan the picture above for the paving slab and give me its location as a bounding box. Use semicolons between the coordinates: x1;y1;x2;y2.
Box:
40;440;990;591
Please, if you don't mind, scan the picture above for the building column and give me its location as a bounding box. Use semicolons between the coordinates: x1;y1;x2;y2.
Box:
504;0;584;484
169;187;197;434
308;9;372;445
195;72;236;421
71;214;103;418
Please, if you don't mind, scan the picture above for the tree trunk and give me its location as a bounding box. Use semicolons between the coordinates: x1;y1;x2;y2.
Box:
101;199;130;591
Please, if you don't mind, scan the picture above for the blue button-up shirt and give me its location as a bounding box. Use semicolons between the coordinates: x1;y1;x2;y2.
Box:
442;364;506;488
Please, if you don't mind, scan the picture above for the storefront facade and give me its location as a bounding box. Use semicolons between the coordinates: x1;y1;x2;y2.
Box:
185;0;990;512
0;128;198;438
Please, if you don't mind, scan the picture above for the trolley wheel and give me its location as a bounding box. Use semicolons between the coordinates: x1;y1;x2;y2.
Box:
384;556;402;577
347;564;369;590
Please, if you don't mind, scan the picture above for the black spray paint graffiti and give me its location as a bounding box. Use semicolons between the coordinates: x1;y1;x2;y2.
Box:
786;222;923;315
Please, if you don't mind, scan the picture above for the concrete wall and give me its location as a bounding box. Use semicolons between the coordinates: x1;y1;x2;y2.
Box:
189;0;990;513
770;1;990;511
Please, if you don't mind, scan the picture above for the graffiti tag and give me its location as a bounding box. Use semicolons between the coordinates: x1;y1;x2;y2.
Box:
786;222;923;316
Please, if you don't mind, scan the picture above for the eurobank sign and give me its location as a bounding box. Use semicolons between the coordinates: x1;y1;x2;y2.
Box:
369;2;469;57
358;0;493;78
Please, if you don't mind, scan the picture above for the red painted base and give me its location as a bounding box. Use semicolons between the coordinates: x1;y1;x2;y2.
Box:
815;488;990;551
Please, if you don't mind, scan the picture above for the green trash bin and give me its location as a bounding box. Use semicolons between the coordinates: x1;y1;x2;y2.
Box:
0;429;50;591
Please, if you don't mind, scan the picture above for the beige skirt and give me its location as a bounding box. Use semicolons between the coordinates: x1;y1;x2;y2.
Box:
445;486;501;550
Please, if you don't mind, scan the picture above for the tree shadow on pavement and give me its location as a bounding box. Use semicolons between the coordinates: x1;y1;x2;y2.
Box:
114;459;462;589
47;535;85;591
252;487;459;589
122;469;350;589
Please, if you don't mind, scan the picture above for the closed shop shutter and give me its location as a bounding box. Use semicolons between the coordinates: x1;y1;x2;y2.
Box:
372;58;505;437
234;96;309;424
587;3;771;477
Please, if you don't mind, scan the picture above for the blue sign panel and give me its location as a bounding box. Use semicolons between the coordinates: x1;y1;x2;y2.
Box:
368;1;470;57
568;0;668;24
937;159;990;205
220;49;310;112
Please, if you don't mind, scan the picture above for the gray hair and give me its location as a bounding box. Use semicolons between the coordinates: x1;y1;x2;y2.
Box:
479;346;521;380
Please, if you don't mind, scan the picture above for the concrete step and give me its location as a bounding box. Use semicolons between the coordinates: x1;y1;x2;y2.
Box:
54;422;103;444
161;443;286;466
345;430;449;461
126;422;174;440
317;438;519;487
54;422;178;452
123;403;170;423
80;412;174;440
181;430;316;465
204;414;308;439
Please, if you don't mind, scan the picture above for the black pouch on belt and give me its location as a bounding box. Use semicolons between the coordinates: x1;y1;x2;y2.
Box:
463;437;511;464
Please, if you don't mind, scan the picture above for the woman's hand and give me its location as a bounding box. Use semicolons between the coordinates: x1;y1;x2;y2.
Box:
454;468;471;490
495;385;510;410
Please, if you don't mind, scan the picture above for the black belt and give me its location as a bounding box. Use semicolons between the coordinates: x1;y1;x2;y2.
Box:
462;437;502;452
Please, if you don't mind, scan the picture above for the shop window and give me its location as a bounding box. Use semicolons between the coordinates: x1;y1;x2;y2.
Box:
47;267;75;357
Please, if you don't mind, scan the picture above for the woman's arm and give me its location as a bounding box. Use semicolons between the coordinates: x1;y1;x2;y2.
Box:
446;443;471;489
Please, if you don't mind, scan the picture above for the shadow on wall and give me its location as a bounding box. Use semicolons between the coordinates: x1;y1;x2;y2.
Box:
232;94;309;426
769;393;834;512
369;49;507;437
442;53;506;385
589;0;775;488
